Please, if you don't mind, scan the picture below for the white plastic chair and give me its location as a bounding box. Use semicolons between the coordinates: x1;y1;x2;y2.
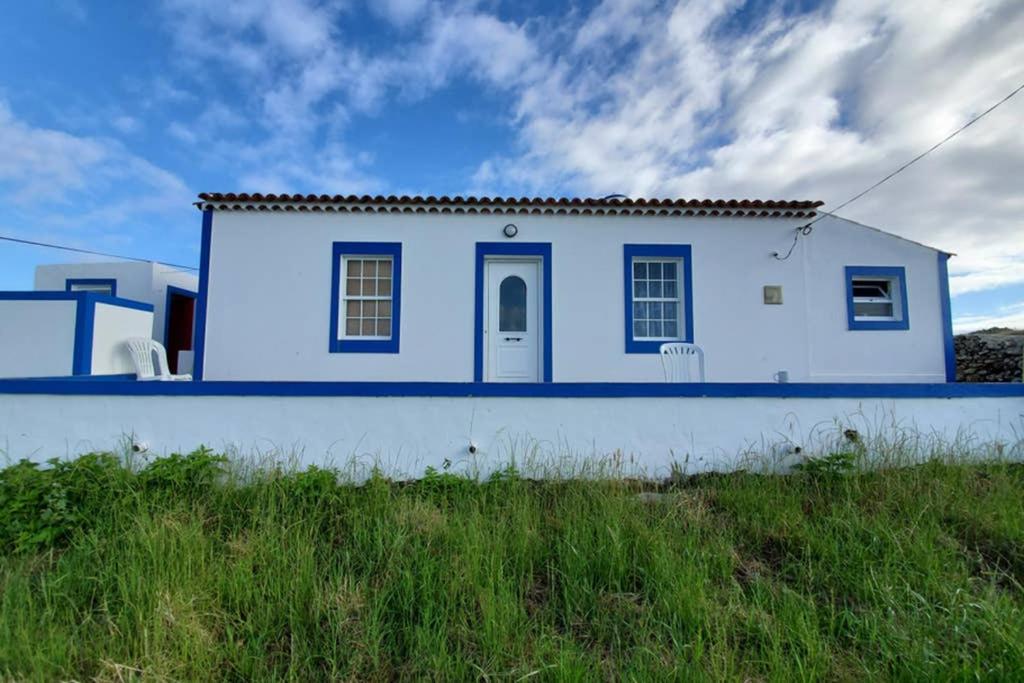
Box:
125;338;192;381
659;343;706;382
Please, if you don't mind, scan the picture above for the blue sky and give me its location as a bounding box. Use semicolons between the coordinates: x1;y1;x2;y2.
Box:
1;0;1022;330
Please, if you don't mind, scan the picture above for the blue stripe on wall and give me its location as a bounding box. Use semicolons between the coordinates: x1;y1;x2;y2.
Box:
0;379;1020;398
937;253;957;382
193;209;213;380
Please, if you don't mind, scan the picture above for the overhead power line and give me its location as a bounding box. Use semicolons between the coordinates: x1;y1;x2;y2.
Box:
774;79;1024;260
0;233;199;271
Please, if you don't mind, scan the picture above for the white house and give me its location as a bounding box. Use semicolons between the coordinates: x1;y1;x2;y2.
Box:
34;261;199;373
193;193;955;384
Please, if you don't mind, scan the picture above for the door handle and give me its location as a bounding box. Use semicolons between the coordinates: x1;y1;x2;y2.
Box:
504;336;523;342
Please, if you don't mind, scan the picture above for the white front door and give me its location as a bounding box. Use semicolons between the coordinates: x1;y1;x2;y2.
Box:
485;259;541;382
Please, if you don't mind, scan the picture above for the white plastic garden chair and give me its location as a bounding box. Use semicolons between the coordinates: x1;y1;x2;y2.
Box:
125;337;192;381
659;342;706;382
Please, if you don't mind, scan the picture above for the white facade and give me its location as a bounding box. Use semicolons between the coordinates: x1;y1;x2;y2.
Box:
90;302;155;375
200;203;951;383
0;391;1020;476
0;298;78;377
35;261;198;343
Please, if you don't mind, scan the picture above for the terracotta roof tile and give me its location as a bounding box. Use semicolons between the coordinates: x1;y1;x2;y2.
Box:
195;193;823;218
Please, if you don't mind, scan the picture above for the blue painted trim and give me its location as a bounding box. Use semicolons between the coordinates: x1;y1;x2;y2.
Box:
163;285;198;346
474;242;553;382
193;209;213;380
65;278;117;297
329;242;402;353
19;373;136;381
845;265;910;331
937;254;957;382
0;291;151;311
0;379;1019;398
623;244;694;353
71;294;94;375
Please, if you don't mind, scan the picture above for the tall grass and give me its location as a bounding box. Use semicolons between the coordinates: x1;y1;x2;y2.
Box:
1;447;1022;680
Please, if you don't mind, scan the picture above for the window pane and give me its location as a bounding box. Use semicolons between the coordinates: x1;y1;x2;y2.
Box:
363;301;377;318
379;300;392;316
663;304;677;321
347;260;361;277
664;320;678;338
634;262;646;279
361;319;376;335
499;275;527;332
346;278;360;295
663;262;677;279
345;319;360;335
649;280;662;297
346;301;359;316
852;279;891;298
633;320;648;338
379;278;392;297
649;302;663;320
635;281;648;297
634;302;647;320
649;321;663;337
854;302;894;318
364;261;377;277
664;280;677;298
649;262;662;279
377;319;391;337
378;260;392;277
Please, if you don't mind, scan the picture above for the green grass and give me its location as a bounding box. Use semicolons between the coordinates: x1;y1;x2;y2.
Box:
1;448;1023;680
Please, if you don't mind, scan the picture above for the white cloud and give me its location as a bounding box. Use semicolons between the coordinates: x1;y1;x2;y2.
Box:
0;99;190;223
954;302;1024;334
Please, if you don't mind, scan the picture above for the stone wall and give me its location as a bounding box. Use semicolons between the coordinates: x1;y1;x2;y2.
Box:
955;330;1024;382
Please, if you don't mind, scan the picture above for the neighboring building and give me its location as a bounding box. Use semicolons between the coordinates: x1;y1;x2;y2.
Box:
192;193;955;384
0;291;153;378
35;261;199;373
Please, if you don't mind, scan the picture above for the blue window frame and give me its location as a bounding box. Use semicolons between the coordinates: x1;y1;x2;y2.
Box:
330;242;402;353
624;244;693;353
845;266;909;331
66;278;117;297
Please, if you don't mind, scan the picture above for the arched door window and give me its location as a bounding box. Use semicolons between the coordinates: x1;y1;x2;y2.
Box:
499;276;527;331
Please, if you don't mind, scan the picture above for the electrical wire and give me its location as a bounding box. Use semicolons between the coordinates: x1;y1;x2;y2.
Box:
773;79;1024;260
0;233;198;271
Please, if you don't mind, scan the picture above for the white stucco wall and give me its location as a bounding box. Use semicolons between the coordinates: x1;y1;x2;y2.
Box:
91;303;155;375
0;393;1019;476
0;299;78;378
200;210;947;382
35;262;197;343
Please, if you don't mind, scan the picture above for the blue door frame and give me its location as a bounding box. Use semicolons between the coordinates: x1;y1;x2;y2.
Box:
474;242;553;382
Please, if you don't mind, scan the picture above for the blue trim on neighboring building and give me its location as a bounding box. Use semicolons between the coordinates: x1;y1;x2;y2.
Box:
474;242;553;382
65;278;117;297
193;209;213;380
937;254;957;382
0;379;1020;398
623;244;694;353
329;242;403;353
0;291;153;376
163;285;198;346
845;265;910;331
71;294;94;375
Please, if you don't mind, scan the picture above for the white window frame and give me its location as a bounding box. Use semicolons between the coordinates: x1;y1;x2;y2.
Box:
340;254;395;341
631;257;684;342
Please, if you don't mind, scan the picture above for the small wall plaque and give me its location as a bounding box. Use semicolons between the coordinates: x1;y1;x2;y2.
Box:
763;285;783;305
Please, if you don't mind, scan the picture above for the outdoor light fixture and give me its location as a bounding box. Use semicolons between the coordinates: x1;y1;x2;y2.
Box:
502;223;518;238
